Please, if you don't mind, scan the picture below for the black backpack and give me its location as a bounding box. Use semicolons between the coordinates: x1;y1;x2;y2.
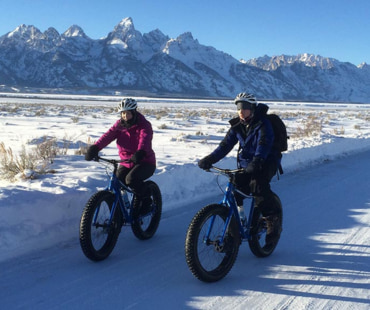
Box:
236;113;288;174
266;114;288;153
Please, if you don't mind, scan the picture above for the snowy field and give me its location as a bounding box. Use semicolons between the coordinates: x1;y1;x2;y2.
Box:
0;93;369;309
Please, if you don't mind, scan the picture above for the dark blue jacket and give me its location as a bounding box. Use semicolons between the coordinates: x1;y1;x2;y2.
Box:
210;103;280;168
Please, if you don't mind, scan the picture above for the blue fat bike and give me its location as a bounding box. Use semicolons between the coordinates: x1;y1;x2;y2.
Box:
185;166;283;282
79;156;162;261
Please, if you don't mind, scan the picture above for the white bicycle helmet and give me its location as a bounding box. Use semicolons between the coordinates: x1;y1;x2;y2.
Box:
234;92;257;110
234;92;257;104
118;98;137;112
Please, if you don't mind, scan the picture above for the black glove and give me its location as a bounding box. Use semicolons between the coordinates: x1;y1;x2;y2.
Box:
85;144;99;161
230;170;245;185
244;157;264;174
130;150;146;164
198;155;215;170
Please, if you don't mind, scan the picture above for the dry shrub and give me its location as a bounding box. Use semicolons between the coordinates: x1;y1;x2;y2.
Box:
35;136;58;162
291;115;323;138
0;139;57;182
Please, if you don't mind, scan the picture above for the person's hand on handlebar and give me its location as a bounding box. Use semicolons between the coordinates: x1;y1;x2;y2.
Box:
85;145;99;161
198;155;215;170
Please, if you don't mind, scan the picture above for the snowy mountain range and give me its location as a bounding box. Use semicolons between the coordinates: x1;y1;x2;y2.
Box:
0;17;369;103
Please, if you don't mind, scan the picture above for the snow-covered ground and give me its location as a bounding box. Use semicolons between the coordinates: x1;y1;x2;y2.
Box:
0;94;369;309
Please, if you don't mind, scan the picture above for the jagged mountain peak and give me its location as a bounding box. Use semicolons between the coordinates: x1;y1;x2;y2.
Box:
358;62;369;69
111;17;136;35
270;53;333;67
7;24;42;40
107;17;142;44
44;27;60;36
62;25;87;38
246;53;340;71
177;32;196;41
143;29;169;52
164;32;198;52
41;27;61;46
117;17;134;29
144;28;168;42
295;53;339;68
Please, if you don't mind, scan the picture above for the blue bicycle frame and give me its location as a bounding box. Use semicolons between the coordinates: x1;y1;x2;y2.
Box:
92;157;134;226
207;168;256;245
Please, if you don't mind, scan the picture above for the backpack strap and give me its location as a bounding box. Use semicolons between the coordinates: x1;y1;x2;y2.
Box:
275;163;284;180
278;163;284;175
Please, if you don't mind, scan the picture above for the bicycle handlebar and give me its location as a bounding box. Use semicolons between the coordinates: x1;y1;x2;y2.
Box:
96;156;132;165
208;166;244;176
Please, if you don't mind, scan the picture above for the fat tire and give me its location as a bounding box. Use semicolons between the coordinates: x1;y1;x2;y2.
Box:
131;181;162;240
248;194;283;257
79;190;122;261
185;204;240;282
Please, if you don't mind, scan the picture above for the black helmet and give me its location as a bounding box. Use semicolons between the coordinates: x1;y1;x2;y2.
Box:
234;92;257;110
118;98;137;112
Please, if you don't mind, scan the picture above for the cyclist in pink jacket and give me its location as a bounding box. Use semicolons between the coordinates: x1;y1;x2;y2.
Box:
85;98;156;215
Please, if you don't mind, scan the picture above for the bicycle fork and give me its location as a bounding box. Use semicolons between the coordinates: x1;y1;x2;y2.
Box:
204;209;233;247
203;188;256;246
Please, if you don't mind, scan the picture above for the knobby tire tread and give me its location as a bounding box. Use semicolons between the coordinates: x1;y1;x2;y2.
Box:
131;181;162;240
248;194;283;257
79;190;122;261
185;204;240;282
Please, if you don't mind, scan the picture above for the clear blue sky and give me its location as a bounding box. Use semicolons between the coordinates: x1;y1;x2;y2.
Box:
1;0;369;66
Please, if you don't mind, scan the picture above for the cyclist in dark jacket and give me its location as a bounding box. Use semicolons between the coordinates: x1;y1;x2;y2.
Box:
198;92;281;245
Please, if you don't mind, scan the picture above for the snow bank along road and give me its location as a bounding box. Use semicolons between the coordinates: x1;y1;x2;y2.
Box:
0;150;369;310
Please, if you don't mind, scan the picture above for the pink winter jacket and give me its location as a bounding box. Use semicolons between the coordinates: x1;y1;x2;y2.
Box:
94;112;156;168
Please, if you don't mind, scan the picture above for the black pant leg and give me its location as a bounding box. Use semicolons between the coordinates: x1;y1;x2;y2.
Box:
124;163;156;195
253;160;280;216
